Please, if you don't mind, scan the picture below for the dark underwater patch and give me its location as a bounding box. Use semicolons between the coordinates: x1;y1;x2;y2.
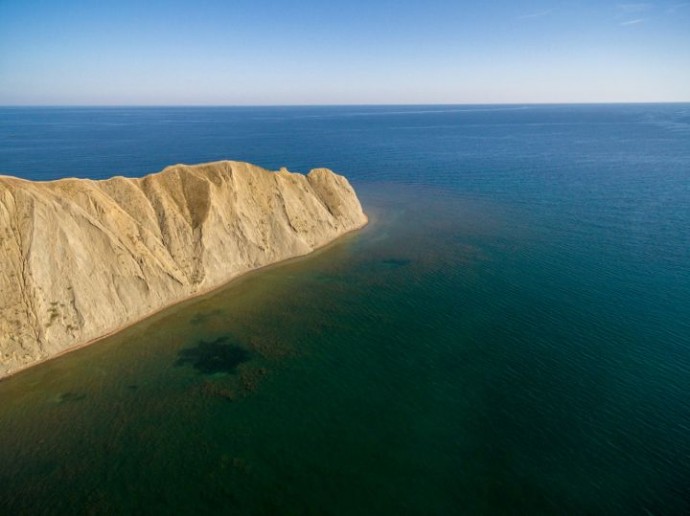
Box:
175;336;250;375
57;392;86;403
382;258;411;268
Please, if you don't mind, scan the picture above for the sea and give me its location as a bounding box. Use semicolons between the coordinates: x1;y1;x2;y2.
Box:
0;104;689;515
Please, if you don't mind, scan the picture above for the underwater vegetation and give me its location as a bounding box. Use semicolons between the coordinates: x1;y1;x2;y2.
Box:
176;336;250;375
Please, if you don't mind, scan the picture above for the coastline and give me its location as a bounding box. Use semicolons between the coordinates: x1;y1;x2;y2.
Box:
0;215;368;382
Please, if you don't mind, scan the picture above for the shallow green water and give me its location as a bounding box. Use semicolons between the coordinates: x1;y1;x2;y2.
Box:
0;187;512;513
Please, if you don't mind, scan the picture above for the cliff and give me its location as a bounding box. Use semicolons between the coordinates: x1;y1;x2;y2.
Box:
0;160;367;379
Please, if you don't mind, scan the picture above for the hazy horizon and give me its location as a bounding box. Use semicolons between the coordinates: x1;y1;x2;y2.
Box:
2;102;690;108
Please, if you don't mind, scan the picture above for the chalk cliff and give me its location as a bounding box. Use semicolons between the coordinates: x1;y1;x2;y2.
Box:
0;161;367;379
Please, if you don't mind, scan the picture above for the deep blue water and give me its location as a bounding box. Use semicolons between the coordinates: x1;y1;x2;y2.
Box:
0;104;689;514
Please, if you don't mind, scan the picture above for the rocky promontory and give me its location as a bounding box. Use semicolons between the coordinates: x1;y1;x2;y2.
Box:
0;160;367;378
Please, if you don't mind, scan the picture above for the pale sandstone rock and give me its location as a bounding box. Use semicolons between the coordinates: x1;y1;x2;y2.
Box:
0;160;367;379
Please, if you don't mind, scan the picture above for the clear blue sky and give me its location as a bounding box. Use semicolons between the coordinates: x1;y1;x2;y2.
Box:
1;0;689;105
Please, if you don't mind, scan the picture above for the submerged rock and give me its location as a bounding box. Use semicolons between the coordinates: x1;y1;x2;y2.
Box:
0;160;367;378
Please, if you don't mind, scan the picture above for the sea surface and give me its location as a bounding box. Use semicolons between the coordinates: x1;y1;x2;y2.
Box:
0;104;689;514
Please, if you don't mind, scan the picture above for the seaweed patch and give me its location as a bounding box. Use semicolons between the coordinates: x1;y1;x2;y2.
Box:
175;336;250;375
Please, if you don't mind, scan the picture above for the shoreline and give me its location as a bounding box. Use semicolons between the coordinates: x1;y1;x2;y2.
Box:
0;215;369;383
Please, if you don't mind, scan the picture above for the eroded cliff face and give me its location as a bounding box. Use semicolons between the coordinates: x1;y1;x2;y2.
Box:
0;161;367;378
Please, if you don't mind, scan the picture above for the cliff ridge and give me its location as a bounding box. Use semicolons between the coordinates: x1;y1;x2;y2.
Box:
0;160;367;378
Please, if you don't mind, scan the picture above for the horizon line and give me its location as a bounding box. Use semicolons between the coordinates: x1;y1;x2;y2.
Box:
1;101;690;109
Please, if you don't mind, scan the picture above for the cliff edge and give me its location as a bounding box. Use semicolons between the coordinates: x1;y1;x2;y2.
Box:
0;160;367;379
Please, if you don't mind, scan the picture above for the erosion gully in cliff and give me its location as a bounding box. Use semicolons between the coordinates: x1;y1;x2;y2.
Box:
0;160;368;379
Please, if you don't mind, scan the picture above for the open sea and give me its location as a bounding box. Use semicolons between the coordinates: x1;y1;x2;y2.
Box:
0;104;689;515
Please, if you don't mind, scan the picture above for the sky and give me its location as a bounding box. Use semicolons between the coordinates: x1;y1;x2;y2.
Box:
0;0;689;105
